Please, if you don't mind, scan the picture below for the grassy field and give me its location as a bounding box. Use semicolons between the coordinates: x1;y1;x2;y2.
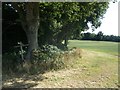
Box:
68;40;119;55
3;40;119;88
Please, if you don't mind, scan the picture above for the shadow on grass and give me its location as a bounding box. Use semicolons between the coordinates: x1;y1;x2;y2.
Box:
2;73;48;89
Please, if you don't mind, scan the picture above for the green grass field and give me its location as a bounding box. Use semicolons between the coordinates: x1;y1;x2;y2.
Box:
68;40;119;56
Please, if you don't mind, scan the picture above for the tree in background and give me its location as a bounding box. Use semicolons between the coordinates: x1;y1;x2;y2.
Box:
95;31;104;41
77;31;120;42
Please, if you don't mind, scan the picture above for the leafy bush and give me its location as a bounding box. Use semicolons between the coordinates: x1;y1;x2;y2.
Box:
3;45;82;75
30;45;65;73
32;45;63;60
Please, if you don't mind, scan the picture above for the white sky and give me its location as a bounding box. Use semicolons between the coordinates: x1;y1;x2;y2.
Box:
84;2;118;36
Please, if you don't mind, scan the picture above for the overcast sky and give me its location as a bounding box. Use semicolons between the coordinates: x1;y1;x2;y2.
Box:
84;2;118;36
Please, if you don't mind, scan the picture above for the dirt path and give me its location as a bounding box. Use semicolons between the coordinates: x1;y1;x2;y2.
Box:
3;50;118;88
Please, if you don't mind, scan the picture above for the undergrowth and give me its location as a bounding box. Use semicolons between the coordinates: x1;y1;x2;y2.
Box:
2;45;82;75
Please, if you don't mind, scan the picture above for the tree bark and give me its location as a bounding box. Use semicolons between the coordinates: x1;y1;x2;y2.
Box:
25;25;39;60
24;3;39;60
12;2;40;60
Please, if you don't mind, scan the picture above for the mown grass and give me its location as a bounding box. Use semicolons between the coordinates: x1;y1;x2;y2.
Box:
68;40;119;55
36;49;118;88
37;40;118;87
3;40;119;88
67;40;118;88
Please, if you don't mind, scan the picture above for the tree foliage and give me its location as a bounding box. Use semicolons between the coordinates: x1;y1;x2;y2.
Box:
38;2;109;48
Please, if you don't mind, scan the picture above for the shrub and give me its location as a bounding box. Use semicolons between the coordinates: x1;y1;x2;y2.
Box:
30;45;65;73
3;45;82;75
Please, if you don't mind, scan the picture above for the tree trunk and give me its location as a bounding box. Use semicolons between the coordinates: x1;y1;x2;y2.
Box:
23;3;39;60
25;26;39;60
64;36;68;47
11;3;40;60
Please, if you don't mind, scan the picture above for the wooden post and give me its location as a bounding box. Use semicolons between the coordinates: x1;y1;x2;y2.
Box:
18;42;24;60
14;42;28;61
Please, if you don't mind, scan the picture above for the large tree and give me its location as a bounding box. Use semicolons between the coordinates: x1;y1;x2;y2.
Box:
11;2;40;60
3;2;109;59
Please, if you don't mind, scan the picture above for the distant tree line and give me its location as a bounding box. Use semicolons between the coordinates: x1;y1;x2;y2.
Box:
71;31;120;42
